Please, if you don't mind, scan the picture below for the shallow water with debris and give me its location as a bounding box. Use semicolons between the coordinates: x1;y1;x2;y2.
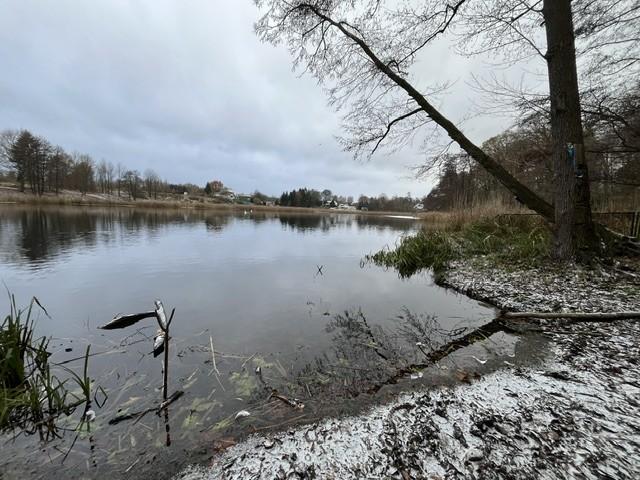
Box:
176;257;640;479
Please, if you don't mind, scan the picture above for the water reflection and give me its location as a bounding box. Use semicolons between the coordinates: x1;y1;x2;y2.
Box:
278;213;417;233
0;207;417;269
0;206;498;479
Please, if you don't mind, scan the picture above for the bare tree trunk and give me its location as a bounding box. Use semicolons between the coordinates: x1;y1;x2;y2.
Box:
543;0;598;259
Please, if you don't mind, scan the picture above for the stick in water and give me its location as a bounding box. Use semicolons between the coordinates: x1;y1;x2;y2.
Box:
209;335;220;376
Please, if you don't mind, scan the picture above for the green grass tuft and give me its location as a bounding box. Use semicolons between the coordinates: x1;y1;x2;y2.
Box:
366;216;550;277
1;295;93;436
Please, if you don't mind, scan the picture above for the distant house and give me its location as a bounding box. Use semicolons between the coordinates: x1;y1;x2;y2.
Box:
338;204;357;210
414;203;424;210
236;194;252;205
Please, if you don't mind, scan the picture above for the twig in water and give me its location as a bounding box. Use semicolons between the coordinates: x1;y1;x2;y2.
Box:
54;349;127;366
213;371;226;392
241;353;257;370
210;336;220;376
109;391;185;425
61;431;80;464
157;390;184;413
124;457;141;473
268;390;305;410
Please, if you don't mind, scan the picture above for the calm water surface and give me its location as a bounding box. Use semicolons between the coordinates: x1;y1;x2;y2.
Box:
0;206;494;479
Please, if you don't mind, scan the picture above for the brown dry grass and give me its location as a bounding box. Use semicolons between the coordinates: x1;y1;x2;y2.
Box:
418;197;533;231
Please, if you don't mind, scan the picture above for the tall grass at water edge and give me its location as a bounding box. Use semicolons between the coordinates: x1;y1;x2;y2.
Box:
367;215;550;277
0;295;93;436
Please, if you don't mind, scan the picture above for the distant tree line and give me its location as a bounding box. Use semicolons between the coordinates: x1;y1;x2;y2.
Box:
357;194;419;212
278;188;360;208
0;129;203;200
278;188;323;207
423;85;640;212
277;186;422;212
204;180;224;195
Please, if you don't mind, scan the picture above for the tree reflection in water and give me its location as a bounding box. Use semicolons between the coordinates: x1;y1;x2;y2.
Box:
260;308;479;402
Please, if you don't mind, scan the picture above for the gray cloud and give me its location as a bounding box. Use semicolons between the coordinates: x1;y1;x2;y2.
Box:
0;0;524;197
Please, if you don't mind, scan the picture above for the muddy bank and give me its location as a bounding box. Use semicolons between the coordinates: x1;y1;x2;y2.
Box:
175;258;640;479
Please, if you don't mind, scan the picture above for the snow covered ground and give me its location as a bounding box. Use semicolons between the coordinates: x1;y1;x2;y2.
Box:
175;258;640;479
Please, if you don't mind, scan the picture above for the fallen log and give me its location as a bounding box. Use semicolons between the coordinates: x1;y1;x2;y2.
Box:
501;311;640;321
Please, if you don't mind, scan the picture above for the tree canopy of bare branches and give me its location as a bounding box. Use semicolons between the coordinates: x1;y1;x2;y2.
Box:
255;0;639;257
255;0;555;222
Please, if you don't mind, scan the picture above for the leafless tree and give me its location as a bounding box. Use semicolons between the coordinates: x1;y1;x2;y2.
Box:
48;147;70;194
0;129;19;175
96;159;110;194
255;0;638;257
116;162;125;197
68;153;95;194
106;161;115;195
122;170;142;200
144;168;161;199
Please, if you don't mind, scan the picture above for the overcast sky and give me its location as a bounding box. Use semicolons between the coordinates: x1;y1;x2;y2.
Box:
0;0;533;198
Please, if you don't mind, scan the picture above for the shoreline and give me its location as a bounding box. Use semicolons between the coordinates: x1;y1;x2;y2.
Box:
0;189;424;219
176;257;640;479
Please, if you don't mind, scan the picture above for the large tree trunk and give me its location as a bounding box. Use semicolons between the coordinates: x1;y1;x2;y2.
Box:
543;0;598;259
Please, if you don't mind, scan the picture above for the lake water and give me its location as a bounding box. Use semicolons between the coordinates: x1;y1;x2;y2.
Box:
0;206;495;479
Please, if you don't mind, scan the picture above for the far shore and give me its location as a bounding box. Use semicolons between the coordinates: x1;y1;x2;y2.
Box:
0;187;426;219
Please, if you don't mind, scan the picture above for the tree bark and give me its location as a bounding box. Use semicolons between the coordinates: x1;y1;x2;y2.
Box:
543;0;598;259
